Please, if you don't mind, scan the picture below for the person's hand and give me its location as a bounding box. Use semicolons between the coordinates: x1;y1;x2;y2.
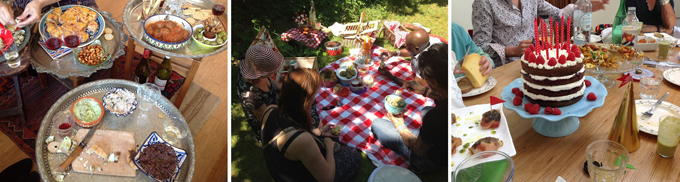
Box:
453;64;466;74
508;39;532;57
0;3;14;27
385;112;405;127
16;1;43;28
378;65;394;78
479;56;492;76
403;80;426;95
319;124;335;137
591;0;610;12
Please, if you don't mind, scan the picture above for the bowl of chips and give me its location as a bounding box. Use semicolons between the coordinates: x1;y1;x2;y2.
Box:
321;70;338;88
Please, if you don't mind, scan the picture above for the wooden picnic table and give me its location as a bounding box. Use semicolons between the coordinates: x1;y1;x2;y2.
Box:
461;48;680;181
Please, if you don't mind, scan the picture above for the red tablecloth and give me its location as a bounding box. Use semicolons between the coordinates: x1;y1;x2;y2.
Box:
281;27;327;49
315;45;436;168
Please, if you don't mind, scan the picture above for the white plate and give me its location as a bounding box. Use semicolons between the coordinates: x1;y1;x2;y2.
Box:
451;103;516;167
644;33;678;43
456;76;497;97
664;68;680;87
635;99;680;135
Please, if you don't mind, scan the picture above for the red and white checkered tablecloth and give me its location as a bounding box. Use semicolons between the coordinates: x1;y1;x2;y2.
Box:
281;27;327;49
315;45;436;168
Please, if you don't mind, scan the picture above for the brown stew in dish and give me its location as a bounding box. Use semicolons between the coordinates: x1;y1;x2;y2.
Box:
145;20;190;43
138;143;178;180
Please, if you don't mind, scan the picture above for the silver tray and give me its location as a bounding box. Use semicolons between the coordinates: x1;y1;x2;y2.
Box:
123;0;228;59
36;79;195;182
30;11;127;79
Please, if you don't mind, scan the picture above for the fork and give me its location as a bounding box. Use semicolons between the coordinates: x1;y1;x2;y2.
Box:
641;92;670;121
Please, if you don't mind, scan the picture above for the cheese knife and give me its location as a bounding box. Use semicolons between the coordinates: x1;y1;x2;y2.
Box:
58;122;101;172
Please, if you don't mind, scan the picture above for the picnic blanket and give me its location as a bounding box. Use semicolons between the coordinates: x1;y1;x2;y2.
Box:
281;27;328;49
384;21;408;48
315;45;436;168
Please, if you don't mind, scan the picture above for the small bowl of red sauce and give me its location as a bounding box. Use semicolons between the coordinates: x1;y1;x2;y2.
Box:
143;15;193;50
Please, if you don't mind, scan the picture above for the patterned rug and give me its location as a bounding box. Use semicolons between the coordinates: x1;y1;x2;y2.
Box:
0;51;185;160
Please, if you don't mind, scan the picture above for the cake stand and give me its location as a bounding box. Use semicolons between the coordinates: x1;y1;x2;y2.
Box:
501;76;608;137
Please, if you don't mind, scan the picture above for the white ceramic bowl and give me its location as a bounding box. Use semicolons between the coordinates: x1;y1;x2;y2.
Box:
336;61;357;86
635;36;660;52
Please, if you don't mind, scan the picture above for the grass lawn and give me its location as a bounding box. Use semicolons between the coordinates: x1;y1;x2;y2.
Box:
231;1;448;181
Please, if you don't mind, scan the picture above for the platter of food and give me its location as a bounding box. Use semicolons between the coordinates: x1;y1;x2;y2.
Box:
191;24;226;49
36;79;194;182
143;14;193;50
39;5;105;48
134;132;187;182
451;103;516;167
102;87;138;117
635;99;680;135
579;44;644;74
456;76;496;98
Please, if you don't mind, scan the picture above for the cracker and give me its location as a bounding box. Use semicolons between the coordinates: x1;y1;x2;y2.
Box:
186;17;196;25
104;27;113;34
183;9;195;16
104;33;114;40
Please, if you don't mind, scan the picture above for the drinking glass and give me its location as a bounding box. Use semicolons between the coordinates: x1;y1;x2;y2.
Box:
63;30;81;67
585;140;629;182
453;150;514;182
163;116;188;145
659;38;672;59
3;42;19;68
639;76;662;99
52;111;75;140
137;83;160;120
657;115;680;158
42;27;63;70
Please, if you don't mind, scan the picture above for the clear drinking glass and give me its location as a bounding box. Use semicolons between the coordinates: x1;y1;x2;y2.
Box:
3;42;19;68
163;116;188;145
585;140;629;182
657;115;680;158
52;111;75;140
137;83;160;120
42;28;63;70
639;76;662;99
453;150;514;182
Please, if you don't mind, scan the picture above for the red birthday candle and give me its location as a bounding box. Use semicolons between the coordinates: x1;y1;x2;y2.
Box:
550;17;553;48
542;21;547;56
561;16;564;47
534;18;539;52
567;17;571;48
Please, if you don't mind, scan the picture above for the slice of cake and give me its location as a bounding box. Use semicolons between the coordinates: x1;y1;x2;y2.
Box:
520;44;586;107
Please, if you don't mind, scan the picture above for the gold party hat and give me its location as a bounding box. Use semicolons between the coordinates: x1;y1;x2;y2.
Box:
608;74;640;152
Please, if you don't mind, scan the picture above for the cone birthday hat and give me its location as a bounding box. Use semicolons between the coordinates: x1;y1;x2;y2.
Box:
608;73;640;152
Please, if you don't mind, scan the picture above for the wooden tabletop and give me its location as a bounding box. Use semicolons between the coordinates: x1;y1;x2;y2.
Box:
460;49;680;181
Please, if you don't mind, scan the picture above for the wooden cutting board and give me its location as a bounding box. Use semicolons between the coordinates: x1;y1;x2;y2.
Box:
71;129;137;177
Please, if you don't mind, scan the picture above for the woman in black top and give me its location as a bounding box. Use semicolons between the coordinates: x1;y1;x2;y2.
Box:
627;0;675;34
371;43;449;173
262;68;359;182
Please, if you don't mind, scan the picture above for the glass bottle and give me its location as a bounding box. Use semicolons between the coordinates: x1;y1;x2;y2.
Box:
135;49;151;84
155;56;173;91
573;0;592;45
621;7;641;46
612;0;628;44
309;0;317;30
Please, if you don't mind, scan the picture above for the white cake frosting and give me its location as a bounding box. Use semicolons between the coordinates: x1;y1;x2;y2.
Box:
521;67;585;81
522;83;585;101
520;49;584;70
521;75;585;92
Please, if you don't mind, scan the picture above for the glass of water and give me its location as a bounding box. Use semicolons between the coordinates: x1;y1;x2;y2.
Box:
586;140;629;182
639;76;662;99
163;116;188;145
3;42;19;68
137;83;160;120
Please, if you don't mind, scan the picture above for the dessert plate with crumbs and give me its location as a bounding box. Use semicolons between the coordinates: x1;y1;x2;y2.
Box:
102;87;137;117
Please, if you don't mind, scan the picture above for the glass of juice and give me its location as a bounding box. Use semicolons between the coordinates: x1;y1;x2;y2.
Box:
163;116;188;145
657;115;680;158
42;27;64;70
658;38;672;59
453;150;514;182
585;140;629;182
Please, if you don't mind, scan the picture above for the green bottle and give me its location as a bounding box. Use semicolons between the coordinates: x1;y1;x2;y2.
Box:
155;56;173;91
612;0;627;44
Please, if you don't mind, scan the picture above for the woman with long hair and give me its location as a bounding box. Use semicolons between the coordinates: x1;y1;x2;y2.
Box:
261;68;359;182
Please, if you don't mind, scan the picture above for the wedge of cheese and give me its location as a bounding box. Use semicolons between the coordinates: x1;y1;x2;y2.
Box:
460;53;488;88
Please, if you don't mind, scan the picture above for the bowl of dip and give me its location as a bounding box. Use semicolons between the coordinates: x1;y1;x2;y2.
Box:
71;97;104;128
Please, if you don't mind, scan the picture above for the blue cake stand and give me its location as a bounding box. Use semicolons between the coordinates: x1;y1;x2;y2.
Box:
501;76;608;137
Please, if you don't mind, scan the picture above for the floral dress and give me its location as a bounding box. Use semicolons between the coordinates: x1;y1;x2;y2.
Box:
236;74;320;143
15;0;98;13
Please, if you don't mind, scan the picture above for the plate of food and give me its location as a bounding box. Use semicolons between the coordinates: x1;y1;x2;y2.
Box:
74;40;112;67
191;24;227;49
134;131;187;182
456;76;496;97
70;96;104;128
579;44;644;74
39;5;105;48
384;95;407;115
451;103;516;167
102;87;137;117
636;99;680;135
335;61;358;86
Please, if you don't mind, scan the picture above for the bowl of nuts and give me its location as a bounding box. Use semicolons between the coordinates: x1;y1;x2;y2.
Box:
74;40;111;67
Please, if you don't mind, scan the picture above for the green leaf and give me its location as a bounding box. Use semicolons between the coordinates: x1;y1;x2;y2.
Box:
626;164;637;170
